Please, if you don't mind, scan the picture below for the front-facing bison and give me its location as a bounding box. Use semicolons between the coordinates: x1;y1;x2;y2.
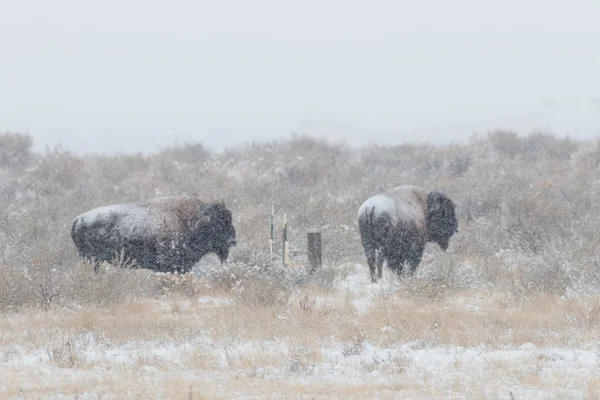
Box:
358;185;458;282
71;196;237;273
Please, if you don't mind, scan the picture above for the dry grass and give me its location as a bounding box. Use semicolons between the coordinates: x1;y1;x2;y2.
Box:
1;269;599;398
0;260;158;312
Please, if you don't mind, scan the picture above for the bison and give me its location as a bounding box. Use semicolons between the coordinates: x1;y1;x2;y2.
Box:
357;185;458;282
71;196;237;273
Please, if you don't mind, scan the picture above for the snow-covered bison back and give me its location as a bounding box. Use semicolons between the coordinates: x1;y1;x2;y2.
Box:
71;196;237;273
357;185;458;282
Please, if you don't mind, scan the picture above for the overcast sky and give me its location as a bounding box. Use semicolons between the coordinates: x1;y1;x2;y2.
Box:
1;0;600;154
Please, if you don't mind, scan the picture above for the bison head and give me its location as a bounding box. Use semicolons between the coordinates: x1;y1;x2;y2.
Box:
196;201;237;262
426;191;458;250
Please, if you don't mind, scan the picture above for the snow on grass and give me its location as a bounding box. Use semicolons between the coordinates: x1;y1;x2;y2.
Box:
2;337;598;398
1;264;600;398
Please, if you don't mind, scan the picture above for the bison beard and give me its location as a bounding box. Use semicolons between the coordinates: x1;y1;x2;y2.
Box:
358;186;458;283
71;197;237;273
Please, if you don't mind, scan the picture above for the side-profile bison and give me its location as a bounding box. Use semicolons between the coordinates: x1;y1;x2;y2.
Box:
357;185;458;282
71;196;237;273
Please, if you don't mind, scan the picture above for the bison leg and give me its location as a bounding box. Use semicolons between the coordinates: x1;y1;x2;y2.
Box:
385;252;406;277
408;258;421;275
392;262;404;276
175;265;192;274
380;248;396;275
364;247;378;283
407;245;424;276
81;254;101;274
376;249;384;280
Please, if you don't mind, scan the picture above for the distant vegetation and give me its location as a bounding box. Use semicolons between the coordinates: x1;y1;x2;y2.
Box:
1;130;599;311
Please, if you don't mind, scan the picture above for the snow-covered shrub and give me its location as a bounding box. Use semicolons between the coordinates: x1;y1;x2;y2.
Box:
2;131;600;308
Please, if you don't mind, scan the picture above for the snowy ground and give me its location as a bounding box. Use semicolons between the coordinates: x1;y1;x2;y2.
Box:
1;264;599;399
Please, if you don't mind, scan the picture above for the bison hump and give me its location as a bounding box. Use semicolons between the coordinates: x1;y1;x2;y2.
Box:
387;186;427;229
73;203;137;229
145;196;204;232
74;196;206;239
358;194;397;222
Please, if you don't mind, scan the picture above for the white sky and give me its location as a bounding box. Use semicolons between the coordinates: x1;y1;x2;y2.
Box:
1;0;600;154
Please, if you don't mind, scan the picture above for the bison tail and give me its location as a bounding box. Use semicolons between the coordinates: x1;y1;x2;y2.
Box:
359;205;394;250
358;206;377;248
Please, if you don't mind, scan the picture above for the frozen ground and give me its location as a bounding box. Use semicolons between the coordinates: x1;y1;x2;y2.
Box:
1;264;599;399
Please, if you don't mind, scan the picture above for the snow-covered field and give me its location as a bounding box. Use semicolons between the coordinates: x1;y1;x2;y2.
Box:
2;264;600;399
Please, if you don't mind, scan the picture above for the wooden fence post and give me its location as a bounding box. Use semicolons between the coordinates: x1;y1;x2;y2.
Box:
282;214;288;267
269;204;274;262
307;229;322;274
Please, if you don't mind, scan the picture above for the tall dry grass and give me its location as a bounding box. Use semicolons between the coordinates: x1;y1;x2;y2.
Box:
1;284;599;398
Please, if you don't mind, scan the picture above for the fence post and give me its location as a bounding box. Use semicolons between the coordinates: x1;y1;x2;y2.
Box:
282;214;288;267
269;204;274;262
307;229;322;274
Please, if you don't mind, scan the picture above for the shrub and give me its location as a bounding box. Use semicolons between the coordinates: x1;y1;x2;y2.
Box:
0;132;33;169
2;130;600;308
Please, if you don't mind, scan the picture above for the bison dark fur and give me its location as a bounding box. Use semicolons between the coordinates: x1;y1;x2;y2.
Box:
71;196;237;273
357;185;458;282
